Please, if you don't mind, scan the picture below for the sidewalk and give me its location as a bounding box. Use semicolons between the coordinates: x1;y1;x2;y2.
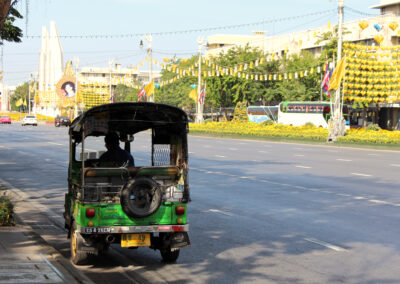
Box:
0;186;93;284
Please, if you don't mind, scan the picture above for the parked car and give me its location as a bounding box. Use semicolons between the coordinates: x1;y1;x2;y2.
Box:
55;115;71;127
0;115;11;124
22;115;38;126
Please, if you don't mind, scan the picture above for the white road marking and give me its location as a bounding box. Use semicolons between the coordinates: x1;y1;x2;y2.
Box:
390;164;400;167
327;150;338;153
215;155;226;158
337;158;352;162
294;147;304;150
351;172;372;177
189;151;195;154
45;159;51;162
228;148;238;151
47;142;63;146
17;151;29;155
0;145;11;149
206;209;234;216
304;238;347;252
353;196;366;200
369;199;390;205
0;162;16;165
295;165;311;169
368;153;379;156
258;150;268;153
294;154;304;157
252;160;260;162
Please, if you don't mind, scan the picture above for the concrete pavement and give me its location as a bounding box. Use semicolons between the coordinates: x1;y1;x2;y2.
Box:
0;186;93;284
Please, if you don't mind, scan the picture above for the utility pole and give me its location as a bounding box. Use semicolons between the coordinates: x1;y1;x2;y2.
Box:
74;57;79;117
28;74;32;114
196;37;204;124
328;0;346;142
144;34;153;102
108;59;114;104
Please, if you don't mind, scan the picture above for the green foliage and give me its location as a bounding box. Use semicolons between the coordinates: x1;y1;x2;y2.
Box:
366;123;381;131
0;193;14;226
304;122;315;127
232;101;247;122
10;82;29;111
114;84;140;102
1;7;23;44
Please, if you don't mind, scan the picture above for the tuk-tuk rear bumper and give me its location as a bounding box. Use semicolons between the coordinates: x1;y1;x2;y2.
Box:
78;224;189;234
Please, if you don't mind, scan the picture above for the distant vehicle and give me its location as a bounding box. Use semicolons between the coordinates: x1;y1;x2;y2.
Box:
21;115;38;126
247;106;278;123
0;115;11;124
277;101;349;128
55;115;71;127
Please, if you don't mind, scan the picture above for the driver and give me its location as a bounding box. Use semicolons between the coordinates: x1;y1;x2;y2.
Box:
99;132;134;167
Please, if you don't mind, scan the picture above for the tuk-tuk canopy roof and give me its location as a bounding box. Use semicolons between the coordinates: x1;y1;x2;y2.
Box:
69;102;188;142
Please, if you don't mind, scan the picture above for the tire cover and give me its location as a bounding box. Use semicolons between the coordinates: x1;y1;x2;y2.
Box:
121;177;162;218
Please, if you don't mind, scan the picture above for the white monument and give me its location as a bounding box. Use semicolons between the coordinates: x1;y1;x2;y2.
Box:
36;21;64;116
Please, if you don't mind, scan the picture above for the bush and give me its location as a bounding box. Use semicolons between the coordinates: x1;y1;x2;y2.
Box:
0;193;14;226
366;124;381;131
262;120;275;126
304;122;315;128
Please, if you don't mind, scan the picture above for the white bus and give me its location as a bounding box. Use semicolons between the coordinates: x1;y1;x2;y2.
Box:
247;106;278;123
278;101;349;128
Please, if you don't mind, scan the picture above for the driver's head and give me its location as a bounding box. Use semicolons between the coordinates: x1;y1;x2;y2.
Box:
104;132;119;148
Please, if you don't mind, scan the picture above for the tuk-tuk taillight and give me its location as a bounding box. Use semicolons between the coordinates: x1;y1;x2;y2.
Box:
86;208;96;218
175;206;185;215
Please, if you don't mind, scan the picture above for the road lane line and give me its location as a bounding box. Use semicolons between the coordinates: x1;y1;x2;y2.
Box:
368;153;379;156
351;173;372;177
206;209;234;216
294;154;304;157
47;142;63;146
215;155;226;158
304;238;347;252
296;165;311;169
337;158;352;162
0;162;16;165
258;150;268;153
369;199;390;205
353;196;366;200
228;148;238;151
390;164;400;167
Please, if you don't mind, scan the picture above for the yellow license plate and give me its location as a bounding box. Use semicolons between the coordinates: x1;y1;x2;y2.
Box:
121;233;151;247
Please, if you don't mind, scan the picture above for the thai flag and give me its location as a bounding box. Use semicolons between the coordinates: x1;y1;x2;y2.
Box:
137;88;146;102
321;60;333;98
198;88;205;104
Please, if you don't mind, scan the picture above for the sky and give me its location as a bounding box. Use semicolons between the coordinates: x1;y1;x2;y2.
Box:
1;0;380;86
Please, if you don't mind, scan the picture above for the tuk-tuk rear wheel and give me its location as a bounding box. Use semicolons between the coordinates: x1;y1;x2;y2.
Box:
70;221;89;265
160;248;180;263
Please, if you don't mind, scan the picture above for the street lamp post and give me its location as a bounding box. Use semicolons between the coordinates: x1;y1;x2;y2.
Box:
74;57;80;117
328;0;346;142
28;74;32;114
108;59;114;104
140;34;153;102
196;37;204;124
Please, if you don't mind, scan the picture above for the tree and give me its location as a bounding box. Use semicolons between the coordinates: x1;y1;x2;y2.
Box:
0;1;23;44
10;81;28;111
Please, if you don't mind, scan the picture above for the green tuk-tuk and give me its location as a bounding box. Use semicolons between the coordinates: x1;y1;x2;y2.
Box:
64;102;190;264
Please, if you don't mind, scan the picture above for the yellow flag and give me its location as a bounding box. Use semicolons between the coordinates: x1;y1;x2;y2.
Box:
23;99;27;106
15;98;22;107
189;89;197;101
144;82;155;97
329;57;347;91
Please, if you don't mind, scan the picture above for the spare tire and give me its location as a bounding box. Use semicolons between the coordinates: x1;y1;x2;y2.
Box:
121;177;162;218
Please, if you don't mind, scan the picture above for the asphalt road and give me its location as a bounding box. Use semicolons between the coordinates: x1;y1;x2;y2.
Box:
1;123;400;283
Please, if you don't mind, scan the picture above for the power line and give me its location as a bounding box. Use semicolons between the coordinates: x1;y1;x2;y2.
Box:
344;6;378;17
23;9;336;39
